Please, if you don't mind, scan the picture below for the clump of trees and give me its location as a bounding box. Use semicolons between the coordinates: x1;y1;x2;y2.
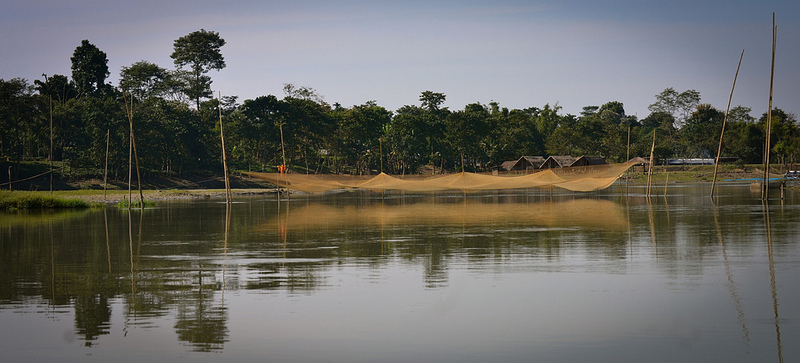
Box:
2;31;799;183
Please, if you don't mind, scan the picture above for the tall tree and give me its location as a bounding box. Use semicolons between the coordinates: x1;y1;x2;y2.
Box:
70;40;110;96
171;29;226;109
648;87;701;128
120;61;170;100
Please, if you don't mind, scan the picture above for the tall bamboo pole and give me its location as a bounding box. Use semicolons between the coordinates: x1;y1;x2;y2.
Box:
647;129;656;197
49;95;53;194
123;90;144;208
278;122;288;199
104;129;109;201
127;121;132;208
711;49;745;197
762;14;776;200
219;92;231;203
626;125;630;195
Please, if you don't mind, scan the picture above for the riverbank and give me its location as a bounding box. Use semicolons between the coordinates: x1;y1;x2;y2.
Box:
1;163;794;209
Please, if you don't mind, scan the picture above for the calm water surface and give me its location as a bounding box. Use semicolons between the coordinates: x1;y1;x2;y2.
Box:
1;184;799;362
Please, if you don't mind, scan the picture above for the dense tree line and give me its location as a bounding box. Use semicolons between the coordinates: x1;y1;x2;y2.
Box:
2;31;799;183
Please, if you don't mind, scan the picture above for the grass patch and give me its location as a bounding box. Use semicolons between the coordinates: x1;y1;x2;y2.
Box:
0;191;92;210
116;199;156;208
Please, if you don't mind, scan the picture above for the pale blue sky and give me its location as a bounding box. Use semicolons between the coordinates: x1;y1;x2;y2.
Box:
2;0;798;119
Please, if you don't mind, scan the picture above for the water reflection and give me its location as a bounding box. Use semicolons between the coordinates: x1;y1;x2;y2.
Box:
0;187;798;361
264;197;629;231
764;202;784;362
713;202;750;346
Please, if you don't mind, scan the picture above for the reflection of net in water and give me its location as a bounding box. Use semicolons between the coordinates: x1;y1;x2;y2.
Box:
245;162;634;193
264;198;628;231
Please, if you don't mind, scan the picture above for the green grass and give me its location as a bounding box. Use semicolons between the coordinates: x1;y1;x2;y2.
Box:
115;199;156;208
0;191;93;210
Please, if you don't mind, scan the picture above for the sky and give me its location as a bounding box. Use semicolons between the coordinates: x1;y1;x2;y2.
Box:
2;0;799;119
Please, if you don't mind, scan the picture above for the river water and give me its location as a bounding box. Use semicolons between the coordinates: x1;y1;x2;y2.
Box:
1;184;798;362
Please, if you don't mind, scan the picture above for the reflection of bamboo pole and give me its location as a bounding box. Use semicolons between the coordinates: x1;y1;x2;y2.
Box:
647;130;656;197
50;221;55;306
763;15;777;200
713;203;750;344
763;203;783;361
222;203;230;298
126;209;135;334
712;49;745;198
647;199;657;253
105;209;111;273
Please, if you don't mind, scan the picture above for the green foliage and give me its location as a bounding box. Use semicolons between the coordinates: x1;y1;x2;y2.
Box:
5;39;800;181
648;87;701;127
120;61;171;100
71;40;110;96
171;29;226;109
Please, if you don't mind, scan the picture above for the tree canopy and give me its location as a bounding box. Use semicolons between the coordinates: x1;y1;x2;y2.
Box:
3;36;800;185
71;39;110;96
171;29;226;109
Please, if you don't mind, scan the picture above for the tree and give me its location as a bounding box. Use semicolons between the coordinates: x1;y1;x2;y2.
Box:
385;105;428;174
34;74;77;104
648;87;701;128
120;61;171;100
283;84;325;104
758;108;800;166
727;106;755;124
0;78;42;162
445;103;489;171
234;95;285;170
418;91;449;171
333;102;392;174
70;40;110;96
171;29;226;109
680;104;724;157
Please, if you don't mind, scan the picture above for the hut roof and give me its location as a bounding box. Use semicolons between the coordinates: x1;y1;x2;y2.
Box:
521;156;546;168
571;155;607;167
500;160;517;171
542;155;576;168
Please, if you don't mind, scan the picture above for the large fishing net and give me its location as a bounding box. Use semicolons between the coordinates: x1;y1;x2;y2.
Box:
244;161;635;193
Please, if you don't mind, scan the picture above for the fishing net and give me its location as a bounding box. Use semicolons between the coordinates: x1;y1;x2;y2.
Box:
244;161;635;193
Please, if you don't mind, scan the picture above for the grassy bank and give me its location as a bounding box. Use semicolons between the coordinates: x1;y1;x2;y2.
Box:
0;191;93;211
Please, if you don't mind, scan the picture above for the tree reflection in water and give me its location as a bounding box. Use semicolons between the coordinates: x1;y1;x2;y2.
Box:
1;188;797;361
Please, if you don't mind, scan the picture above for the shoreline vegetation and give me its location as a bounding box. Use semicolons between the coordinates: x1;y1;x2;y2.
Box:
0;163;792;210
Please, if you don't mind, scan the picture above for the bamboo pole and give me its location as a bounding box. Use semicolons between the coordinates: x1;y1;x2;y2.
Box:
711;49;745;197
218;92;231;203
646;129;656;197
626;126;630;195
763;14;776;200
104;129;109;201
123;90;144;208
127;113;132;208
278;122;287;199
49;95;53;194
